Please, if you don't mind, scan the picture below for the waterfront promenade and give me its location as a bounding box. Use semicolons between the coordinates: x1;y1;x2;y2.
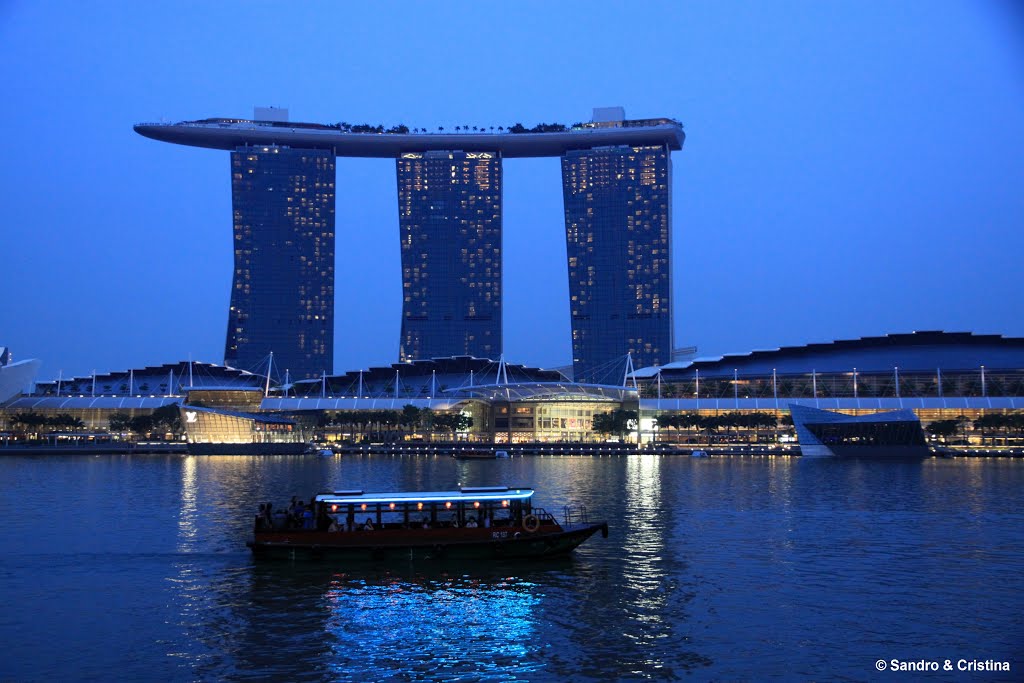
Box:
2;440;1022;457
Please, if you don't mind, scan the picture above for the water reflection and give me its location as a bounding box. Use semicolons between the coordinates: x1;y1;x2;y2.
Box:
623;453;667;606
3;454;1021;681
323;567;541;680
176;456;199;551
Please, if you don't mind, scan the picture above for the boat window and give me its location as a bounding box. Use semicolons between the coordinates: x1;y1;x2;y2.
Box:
381;508;405;528
490;506;513;526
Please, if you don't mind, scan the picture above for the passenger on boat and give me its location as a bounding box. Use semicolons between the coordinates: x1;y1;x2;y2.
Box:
466;517;478;528
256;504;268;531
263;503;274;528
273;509;288;530
302;506;315;530
421;517;430;529
328;516;343;532
363;518;375;531
289;502;304;529
483;514;492;528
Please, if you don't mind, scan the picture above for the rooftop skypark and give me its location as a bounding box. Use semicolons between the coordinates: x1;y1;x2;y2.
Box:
164;116;681;134
134;109;685;158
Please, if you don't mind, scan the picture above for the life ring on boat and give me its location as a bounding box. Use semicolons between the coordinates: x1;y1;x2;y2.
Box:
522;515;541;533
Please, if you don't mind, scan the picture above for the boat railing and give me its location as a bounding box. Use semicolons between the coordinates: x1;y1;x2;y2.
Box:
561;504;589;526
531;507;560;527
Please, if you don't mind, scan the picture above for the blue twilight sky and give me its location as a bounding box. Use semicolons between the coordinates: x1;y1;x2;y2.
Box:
2;1;1023;382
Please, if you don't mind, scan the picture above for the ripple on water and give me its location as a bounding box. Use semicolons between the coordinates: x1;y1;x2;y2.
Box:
0;455;1022;681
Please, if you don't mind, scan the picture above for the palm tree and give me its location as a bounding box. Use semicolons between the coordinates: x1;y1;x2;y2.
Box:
400;404;421;438
109;413;132;433
956;414;970;443
654;413;676;443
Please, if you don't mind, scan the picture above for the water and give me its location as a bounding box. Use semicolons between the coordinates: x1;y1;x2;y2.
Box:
1;454;1021;681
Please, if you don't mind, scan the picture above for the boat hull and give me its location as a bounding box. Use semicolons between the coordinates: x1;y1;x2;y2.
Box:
247;522;608;562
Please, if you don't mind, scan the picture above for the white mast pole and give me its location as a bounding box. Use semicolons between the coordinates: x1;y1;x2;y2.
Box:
265;352;273;397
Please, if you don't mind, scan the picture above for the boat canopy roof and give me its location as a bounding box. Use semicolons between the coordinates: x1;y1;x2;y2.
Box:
314;486;534;505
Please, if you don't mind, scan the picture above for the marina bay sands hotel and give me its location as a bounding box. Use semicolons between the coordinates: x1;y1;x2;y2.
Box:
135;107;685;383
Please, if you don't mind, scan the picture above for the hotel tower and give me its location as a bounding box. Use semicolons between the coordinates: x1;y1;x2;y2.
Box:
135;107;683;382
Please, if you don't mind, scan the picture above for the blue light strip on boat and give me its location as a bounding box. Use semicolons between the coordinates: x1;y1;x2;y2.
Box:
315;490;534;505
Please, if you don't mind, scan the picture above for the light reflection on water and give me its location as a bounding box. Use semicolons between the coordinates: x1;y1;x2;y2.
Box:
177;455;198;551
323;569;539;681
0;454;1022;681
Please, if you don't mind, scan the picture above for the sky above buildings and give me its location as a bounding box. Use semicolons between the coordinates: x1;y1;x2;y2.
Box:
2;1;1023;382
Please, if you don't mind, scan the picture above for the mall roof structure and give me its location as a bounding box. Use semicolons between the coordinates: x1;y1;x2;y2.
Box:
288;356;567;399
451;382;635;403
633;331;1024;378
31;361;265;397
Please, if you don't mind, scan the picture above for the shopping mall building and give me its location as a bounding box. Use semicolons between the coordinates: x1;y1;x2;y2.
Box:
3;331;1023;446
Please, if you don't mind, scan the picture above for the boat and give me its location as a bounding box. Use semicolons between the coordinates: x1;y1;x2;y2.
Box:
247;485;608;561
690;449;709;458
450;447;511;460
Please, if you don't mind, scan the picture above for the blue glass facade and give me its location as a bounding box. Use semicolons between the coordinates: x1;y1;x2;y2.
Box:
225;146;335;379
561;145;673;383
397;151;502;361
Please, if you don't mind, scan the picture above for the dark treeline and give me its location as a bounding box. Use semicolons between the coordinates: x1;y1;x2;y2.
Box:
9;412;86;431
589;410;785;444
928;414;1024;444
9;404;183;438
654;411;781;444
318;405;472;442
